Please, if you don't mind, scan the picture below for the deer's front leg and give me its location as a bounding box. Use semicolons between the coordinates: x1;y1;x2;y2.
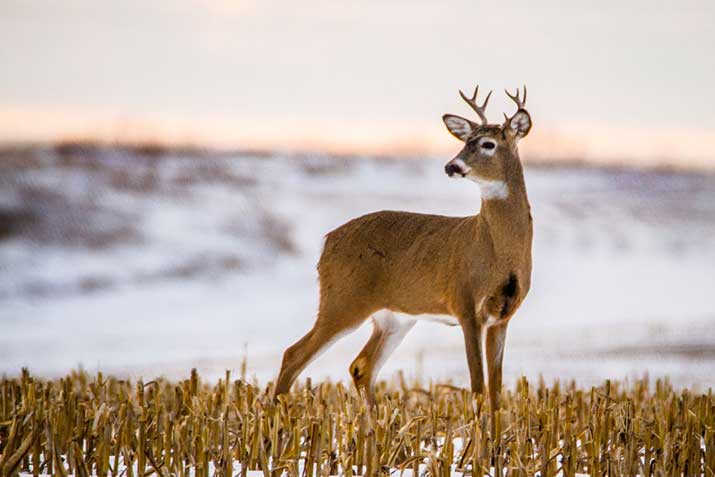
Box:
460;310;485;395
485;322;508;411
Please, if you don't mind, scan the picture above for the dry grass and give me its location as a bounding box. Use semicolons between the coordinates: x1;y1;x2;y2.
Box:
0;369;713;476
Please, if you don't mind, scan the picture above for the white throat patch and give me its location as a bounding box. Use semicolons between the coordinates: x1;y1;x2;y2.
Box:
446;158;509;200
469;176;509;200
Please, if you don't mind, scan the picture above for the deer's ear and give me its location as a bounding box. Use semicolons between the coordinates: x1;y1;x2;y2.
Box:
442;114;476;142
506;110;532;139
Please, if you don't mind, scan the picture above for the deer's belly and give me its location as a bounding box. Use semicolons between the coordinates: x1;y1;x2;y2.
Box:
415;314;460;326
389;312;459;327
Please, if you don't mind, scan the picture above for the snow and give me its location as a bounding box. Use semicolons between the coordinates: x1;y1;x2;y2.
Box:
1;150;714;389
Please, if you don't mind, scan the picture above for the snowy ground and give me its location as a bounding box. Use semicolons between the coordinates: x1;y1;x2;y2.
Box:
1;147;714;389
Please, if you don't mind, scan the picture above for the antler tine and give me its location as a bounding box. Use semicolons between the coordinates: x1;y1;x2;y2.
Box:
459;85;491;124
505;84;527;110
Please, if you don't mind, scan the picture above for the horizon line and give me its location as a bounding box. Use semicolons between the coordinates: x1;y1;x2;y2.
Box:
1;107;714;171
2;138;712;176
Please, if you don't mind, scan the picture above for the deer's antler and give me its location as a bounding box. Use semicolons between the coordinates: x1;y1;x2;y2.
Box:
459;85;491;125
505;85;527;111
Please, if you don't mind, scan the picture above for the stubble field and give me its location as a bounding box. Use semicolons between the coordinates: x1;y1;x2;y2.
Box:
1;369;713;477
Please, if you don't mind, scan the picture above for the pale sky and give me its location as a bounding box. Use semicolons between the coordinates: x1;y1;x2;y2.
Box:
1;0;714;166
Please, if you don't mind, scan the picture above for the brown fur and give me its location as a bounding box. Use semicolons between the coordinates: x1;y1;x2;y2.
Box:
274;87;534;416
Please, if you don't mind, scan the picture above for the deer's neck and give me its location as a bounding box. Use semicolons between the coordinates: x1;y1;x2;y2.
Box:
475;157;532;257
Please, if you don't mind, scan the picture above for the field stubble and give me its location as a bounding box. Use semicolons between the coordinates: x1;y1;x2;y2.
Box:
0;369;713;477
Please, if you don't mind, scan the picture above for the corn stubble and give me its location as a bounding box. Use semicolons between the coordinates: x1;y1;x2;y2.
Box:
0;369;713;477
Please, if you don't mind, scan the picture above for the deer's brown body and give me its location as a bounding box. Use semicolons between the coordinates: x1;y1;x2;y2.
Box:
274;85;534;414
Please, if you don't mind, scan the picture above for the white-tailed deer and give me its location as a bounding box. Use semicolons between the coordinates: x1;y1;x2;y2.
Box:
274;85;533;414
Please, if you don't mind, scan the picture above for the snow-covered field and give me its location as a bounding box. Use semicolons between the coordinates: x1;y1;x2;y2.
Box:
1;148;714;388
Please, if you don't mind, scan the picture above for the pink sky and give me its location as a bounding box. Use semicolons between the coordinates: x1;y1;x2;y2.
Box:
1;0;714;167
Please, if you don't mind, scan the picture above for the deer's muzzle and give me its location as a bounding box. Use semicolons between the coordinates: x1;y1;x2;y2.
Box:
445;158;470;177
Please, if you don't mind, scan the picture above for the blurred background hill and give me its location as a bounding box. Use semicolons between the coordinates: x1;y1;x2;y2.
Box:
1;146;714;387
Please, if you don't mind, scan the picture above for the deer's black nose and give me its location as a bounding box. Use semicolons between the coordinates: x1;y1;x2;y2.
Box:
445;163;458;177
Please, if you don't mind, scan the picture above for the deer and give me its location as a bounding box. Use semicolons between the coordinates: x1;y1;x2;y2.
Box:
274;85;533;416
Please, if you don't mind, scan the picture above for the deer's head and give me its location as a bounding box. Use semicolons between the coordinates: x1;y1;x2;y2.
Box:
443;85;531;199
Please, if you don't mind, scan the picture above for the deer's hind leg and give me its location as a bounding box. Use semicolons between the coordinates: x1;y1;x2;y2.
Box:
274;295;374;398
350;311;415;405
